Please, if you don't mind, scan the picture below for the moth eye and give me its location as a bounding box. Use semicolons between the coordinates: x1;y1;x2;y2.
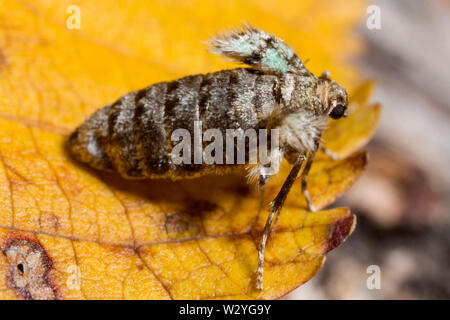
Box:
329;104;346;119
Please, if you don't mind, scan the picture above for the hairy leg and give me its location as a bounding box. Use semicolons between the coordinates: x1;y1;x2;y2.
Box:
256;155;305;290
301;150;319;212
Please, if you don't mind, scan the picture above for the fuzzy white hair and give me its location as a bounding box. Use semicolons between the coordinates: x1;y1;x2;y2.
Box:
278;112;327;154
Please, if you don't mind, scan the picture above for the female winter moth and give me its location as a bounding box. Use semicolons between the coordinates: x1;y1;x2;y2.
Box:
68;25;348;290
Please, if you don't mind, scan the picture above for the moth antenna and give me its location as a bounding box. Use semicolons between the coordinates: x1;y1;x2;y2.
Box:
208;24;312;76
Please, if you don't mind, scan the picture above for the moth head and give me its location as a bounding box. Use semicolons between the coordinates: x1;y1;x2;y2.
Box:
320;71;348;120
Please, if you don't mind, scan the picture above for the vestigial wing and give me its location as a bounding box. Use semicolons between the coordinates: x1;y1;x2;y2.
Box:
209;24;311;76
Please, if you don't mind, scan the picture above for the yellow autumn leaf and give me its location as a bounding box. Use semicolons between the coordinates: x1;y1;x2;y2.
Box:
0;0;378;299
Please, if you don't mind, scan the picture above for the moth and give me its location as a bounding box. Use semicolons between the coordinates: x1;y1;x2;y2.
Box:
68;25;348;290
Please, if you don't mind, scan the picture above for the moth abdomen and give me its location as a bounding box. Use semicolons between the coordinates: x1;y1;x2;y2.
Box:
133;83;170;176
68;106;115;172
69;68;279;180
105;92;143;177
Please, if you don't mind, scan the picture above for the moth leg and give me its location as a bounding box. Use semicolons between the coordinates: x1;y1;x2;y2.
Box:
269;154;307;239
320;145;340;161
301;149;318;212
256;156;305;290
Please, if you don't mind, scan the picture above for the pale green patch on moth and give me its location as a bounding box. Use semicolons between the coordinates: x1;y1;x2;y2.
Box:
209;24;311;76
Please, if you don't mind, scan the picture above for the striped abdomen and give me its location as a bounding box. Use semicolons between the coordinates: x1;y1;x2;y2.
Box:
68;68;280;179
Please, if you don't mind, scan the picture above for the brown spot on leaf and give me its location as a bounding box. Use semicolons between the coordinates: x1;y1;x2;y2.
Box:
0;49;5;70
108;246;135;257
1;237;58;300
39;212;59;233
164;201;220;237
164;210;206;238
165;214;189;235
136;262;145;270
327;214;356;252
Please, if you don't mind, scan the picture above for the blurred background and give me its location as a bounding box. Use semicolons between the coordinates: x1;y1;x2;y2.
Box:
287;0;450;299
